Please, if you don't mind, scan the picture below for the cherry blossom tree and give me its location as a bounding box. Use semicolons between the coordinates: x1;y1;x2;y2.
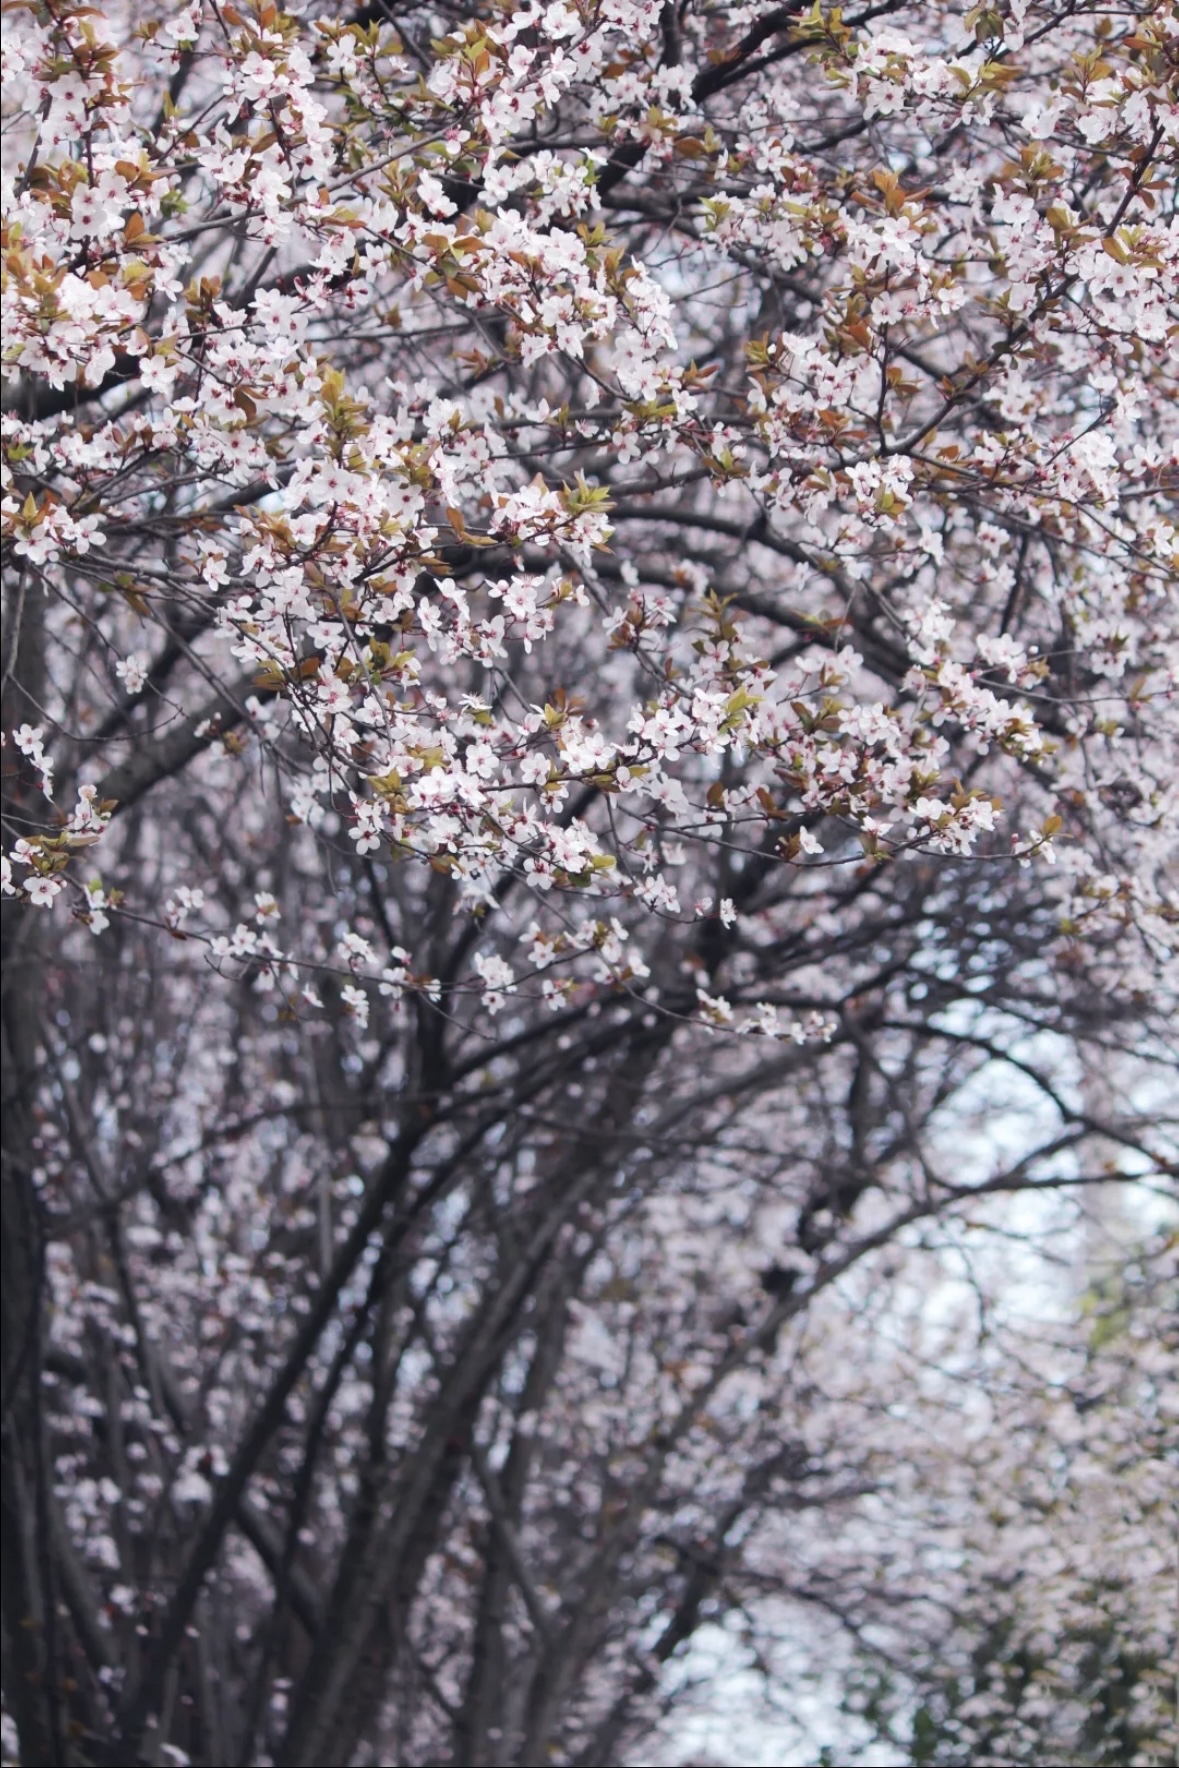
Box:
2;0;1175;1763
642;1203;1176;1768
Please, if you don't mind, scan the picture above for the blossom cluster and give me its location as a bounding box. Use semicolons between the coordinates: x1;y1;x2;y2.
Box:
2;0;1176;1022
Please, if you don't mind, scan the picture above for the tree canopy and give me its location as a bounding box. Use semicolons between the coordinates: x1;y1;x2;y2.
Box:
2;1;1175;1764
